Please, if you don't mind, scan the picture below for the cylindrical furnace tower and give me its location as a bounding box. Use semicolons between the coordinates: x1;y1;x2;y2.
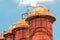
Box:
12;18;29;40
26;6;56;40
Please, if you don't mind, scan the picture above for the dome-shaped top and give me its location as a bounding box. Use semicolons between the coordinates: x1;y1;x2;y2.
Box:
30;6;52;16
3;18;29;35
16;18;29;28
3;25;16;35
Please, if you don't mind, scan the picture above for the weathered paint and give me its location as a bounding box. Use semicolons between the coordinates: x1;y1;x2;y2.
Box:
28;18;53;40
12;28;27;40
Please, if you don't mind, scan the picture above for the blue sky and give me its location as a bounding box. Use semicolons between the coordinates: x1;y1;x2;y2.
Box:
0;0;60;40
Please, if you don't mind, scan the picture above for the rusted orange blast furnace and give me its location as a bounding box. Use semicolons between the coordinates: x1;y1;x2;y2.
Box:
26;6;56;40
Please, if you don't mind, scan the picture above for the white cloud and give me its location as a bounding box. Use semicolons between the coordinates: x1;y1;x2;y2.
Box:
18;0;54;6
